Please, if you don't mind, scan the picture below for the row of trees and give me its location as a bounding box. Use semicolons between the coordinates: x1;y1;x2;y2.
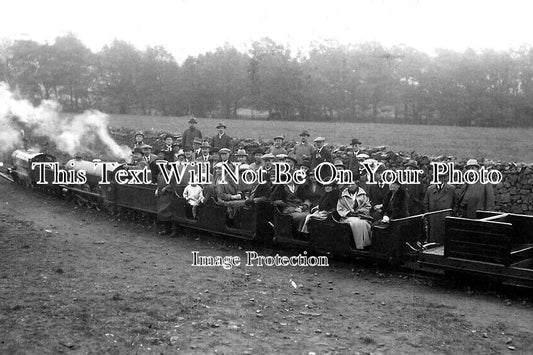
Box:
1;34;533;127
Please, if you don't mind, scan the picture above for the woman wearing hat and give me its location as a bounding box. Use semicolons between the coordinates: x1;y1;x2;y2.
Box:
301;181;340;233
456;159;495;218
336;180;372;249
381;181;410;222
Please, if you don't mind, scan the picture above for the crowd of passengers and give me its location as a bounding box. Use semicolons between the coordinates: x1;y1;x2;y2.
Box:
130;117;495;246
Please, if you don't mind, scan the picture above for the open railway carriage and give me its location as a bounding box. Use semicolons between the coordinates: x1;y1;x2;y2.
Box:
418;211;533;287
4;151;533;288
171;196;274;242
107;165;158;214
308;209;453;264
272;207;311;247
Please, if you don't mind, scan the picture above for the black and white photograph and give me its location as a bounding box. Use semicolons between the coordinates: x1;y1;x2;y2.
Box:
0;0;532;353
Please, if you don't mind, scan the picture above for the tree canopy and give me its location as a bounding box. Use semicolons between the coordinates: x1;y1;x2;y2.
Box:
1;34;532;127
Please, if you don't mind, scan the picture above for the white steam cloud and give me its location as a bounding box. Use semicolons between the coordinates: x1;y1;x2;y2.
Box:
0;82;130;159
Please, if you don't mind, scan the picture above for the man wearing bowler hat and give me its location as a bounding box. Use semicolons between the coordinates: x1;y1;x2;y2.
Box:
212;122;232;151
347;138;362;180
294;130;315;166
182;117;203;149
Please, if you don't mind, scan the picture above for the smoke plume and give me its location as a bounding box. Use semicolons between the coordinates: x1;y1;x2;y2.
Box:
0;82;131;159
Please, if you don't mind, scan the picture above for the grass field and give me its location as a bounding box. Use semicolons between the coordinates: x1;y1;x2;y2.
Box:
108;114;533;162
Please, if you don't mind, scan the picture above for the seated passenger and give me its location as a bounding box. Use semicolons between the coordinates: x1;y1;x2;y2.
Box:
216;172;244;203
131;147;149;169
270;174;310;231
250;156;275;202
183;182;204;218
364;162;389;220
299;170;325;208
237;164;254;200
201;162;222;203
149;150;166;183
336;181;372;249
380;181;409;223
216;165;246;221
301;182;340;233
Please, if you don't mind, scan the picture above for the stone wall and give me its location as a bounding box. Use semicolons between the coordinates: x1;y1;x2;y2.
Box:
491;163;533;215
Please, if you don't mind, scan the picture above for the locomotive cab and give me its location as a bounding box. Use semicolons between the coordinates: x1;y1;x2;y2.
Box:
10;149;56;187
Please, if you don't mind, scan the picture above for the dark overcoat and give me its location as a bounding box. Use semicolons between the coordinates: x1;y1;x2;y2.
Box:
423;183;456;243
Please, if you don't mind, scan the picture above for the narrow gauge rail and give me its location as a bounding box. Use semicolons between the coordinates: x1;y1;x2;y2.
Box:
2;149;532;288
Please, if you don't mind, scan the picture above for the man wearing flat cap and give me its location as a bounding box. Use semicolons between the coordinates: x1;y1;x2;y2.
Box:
294;130;315;166
211;122;232;151
182;117;202;149
141;144;158;165
219;148;232;165
269;135;288;156
455;159;495;218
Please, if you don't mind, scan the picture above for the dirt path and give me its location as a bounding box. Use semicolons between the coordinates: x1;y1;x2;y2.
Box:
0;180;532;354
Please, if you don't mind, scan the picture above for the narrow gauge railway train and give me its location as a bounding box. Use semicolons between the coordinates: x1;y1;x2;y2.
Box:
3;149;533;288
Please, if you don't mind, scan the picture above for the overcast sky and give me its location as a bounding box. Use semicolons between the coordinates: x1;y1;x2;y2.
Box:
1;0;531;61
